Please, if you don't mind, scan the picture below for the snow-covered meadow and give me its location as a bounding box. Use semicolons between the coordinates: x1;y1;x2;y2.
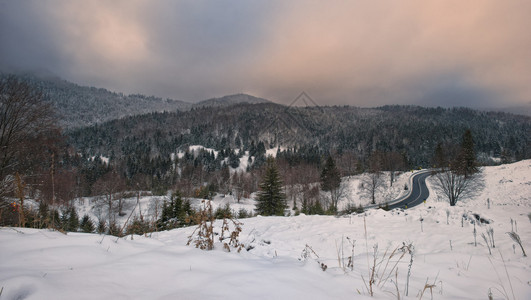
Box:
62;170;414;232
1;160;530;299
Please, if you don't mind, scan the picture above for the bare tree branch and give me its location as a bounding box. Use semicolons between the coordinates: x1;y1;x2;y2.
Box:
0;76;58;200
432;169;483;206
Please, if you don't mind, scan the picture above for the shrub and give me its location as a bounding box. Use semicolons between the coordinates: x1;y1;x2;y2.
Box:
80;214;95;233
108;221;121;237
187;200;215;250
187;200;244;252
215;203;232;219
341;203;364;215
157;191;195;230
237;208;250;219
97;219;107;234
126;216;151;235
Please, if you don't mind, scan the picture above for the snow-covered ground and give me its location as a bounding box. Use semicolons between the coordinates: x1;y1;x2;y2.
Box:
70;169;415;230
175;145;220;160
1;160;530;299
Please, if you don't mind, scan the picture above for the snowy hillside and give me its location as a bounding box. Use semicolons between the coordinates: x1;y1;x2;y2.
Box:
64;168;415;231
1;160;530;299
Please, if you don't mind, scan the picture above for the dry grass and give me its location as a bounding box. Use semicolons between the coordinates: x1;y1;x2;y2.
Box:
506;231;526;257
187;200;215;250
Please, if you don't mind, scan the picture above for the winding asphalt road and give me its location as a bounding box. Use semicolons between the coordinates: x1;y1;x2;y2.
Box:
388;171;431;210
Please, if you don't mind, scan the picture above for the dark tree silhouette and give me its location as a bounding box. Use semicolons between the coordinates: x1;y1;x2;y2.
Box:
255;158;286;216
92;169;127;225
433;130;482;206
433;142;446;168
0;76;58;206
320;155;342;212
360;152;384;205
456;129;478;178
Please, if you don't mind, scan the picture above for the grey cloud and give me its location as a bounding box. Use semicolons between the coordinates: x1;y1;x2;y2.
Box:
1;0;530;108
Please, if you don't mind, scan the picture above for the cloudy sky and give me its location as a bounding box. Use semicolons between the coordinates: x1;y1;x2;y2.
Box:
1;0;530;107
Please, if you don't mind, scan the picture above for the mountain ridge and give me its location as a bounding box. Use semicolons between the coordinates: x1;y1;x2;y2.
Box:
3;72;531;132
0;72;273;128
193;93;271;108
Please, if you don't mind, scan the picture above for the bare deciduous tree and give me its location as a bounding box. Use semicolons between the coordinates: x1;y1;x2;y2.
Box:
382;151;406;187
0;76;58;205
337;150;359;178
359;152;385;205
359;172;384;205
92;170;127;225
432;130;483;206
232;171;245;203
432;170;483;206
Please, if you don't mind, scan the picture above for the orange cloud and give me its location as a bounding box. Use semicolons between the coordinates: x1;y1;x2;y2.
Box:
250;0;531;105
46;1;150;80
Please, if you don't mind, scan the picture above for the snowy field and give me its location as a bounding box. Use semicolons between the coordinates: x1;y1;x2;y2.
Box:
1;160;530;299
69;169;416;230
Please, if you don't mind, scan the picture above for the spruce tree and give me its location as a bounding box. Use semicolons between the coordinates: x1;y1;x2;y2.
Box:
229;150;240;168
108;221;121;237
67;207;80;232
321;156;341;192
433;142;446;168
97;219;106;234
255;157;286;216
80;214;95;233
321;155;341;212
456;129;478;177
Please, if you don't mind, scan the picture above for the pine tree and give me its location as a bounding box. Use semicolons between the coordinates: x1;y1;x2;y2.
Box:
60;209;70;231
67;207;80;232
171;192;185;224
309;199;325;215
80;214;95;233
157;191;192;230
108;221;121;237
321;156;341;192
456;129;478;177
229;150;240;168
320;155;342;212
37;202;49;229
126;216;150;235
433;142;446;168
97;219;106;234
255;158;286;216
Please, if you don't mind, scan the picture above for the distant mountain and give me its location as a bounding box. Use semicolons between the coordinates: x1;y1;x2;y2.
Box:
1;73;270;128
193;94;270;108
497;105;531;117
1;72;191;128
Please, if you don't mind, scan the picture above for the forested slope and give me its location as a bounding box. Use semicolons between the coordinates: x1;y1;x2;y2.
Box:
68;103;531;167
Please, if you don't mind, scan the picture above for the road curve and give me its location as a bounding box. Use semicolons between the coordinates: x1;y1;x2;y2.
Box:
388;171;431;210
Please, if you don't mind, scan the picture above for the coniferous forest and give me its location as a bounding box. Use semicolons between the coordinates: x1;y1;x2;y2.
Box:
65;102;531;199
